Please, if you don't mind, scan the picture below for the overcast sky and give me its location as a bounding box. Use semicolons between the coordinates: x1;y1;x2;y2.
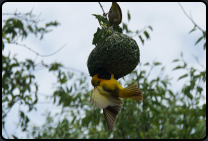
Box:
2;2;206;139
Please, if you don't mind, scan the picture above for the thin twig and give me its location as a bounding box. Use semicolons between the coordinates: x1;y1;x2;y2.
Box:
3;127;10;139
23;92;52;97
146;64;154;80
192;53;205;69
12;11;43;43
2;12;29;15
33;60;89;75
37;93;52;97
146;59;157;79
158;66;165;80
178;2;205;32
62;66;88;75
18;101;22;127
98;2;105;14
10;42;67;57
34;54;39;63
37;102;52;104
2;108;12;119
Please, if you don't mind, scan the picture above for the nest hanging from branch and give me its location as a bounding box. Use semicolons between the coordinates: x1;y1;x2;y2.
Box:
87;31;140;80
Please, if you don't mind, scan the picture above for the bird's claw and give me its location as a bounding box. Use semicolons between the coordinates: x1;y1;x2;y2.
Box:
103;12;109;17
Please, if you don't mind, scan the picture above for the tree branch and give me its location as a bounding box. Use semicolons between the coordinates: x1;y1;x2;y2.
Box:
62;66;88;76
192;53;205;70
178;2;205;32
146;59;157;80
12;10;43;43
98;2;106;14
3;127;10;139
9;42;67;57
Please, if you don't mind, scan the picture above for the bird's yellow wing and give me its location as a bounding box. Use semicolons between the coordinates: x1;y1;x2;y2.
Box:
103;105;122;130
90;86;122;109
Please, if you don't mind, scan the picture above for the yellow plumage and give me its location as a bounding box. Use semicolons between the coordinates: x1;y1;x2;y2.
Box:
90;73;143;130
90;86;122;109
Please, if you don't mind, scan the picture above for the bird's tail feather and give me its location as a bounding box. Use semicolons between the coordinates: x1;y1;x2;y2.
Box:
122;82;143;102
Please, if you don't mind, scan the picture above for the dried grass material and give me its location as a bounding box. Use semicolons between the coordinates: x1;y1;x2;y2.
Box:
87;31;140;79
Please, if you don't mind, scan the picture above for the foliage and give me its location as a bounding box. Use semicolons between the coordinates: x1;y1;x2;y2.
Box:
91;14;152;46
2;10;60;137
123;10;153;45
2;7;206;140
25;59;206;139
92;14;122;45
189;25;206;50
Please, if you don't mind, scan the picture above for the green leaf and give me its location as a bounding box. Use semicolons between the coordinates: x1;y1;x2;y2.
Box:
153;135;160;139
172;64;186;71
181;52;183;57
154;62;161;66
148;26;153;31
46;21;60;27
28;25;33;32
186;92;193;100
22;128;26;131
71;116;76;124
195;36;203;45
92;27;103;45
203;42;206;50
172;59;179;62
139;35;144;45
114;25;123;33
2;40;4;50
26;116;30;123
202;104;206;116
183;86;191;93
196;86;203;94
127;10;131;22
60;75;67;84
161;66;165;71
122;23;129;32
20;111;25;118
139;132;144;139
202;31;206;38
161;80;167;88
178;74;188;81
144;63;149;66
92;14;109;27
12;135;18;139
40;34;43;40
49;63;63;71
6;38;10;43
143;30;150;39
189;25;196;34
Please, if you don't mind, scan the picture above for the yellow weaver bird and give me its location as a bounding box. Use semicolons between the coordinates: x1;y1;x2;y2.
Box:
107;2;122;26
90;70;143;130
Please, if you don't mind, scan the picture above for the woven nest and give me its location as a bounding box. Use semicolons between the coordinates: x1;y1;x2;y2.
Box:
87;31;140;80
